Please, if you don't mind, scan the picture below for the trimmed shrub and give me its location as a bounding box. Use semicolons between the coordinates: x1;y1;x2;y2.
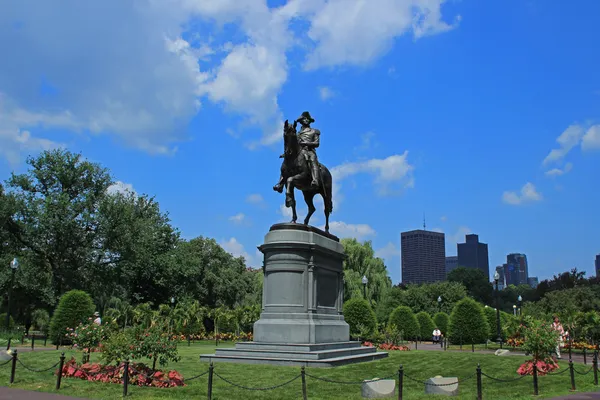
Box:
344;298;377;338
416;311;435;340
0;313;15;330
448;298;490;344
49;290;96;344
433;312;449;336
484;306;497;340
388;306;420;340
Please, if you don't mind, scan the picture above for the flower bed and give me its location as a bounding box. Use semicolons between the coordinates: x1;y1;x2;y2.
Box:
60;358;185;387
564;341;596;350
171;332;253;342
362;341;410;351
517;358;559;376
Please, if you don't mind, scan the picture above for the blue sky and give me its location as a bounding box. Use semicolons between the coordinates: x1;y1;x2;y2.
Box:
1;0;599;284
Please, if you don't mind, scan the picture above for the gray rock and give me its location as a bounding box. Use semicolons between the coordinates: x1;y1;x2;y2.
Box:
495;349;510;356
0;350;12;361
424;377;458;396
362;378;395;398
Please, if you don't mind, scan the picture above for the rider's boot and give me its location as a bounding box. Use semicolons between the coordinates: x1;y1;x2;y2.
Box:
310;162;319;187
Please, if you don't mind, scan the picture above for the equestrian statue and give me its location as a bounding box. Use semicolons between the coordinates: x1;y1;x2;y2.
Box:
273;111;333;233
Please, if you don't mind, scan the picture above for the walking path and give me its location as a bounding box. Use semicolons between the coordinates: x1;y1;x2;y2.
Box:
0;387;85;399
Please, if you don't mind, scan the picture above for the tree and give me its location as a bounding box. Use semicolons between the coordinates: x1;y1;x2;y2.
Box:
340;239;392;305
433;312;449;336
448;298;489;344
416;311;435;340
388;306;420;340
343;298;377;339
447;267;493;305
49;290;96;344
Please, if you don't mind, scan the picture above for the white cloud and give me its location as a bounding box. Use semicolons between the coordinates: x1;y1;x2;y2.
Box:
542;125;585;165
502;182;542;205
440;216;447;222
297;0;460;70
0;0;461;163
332;152;415;200
246;193;265;205
375;242;400;260
318;86;335;101
107;181;136;196
582;125;600;151
545;162;573;178
354;131;376;152
219;237;261;268
325;221;375;240
228;213;247;225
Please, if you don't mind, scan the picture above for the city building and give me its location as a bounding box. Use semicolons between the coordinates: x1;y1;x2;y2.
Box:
596;254;600;277
401;229;446;284
457;234;490;279
445;256;458;276
505;253;529;286
528;277;539;289
495;265;507;290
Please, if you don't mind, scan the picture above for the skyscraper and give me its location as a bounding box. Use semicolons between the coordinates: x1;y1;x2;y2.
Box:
445;256;458;276
596;254;600;277
495;265;507;290
528;277;539;289
401;229;446;284
505;253;528;286
457;234;490;279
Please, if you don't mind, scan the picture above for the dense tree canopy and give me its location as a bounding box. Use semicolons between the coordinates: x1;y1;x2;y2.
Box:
447;267;493;305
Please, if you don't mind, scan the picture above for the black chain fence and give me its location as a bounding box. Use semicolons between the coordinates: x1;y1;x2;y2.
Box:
2;349;599;399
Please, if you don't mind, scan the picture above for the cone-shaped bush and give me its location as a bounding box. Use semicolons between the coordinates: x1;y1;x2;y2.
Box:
433;312;449;336
448;298;490;344
416;311;435;340
388;306;420;339
343;298;377;338
49;290;96;344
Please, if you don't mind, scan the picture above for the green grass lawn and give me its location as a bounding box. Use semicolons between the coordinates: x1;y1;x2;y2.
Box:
1;341;598;399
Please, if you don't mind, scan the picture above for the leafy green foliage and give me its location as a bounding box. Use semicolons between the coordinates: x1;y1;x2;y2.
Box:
447;267;493;305
416;311;435;339
519;316;560;362
31;309;50;333
433;312;449;335
67;320;109;351
0;313;15;329
376;281;467;324
448;297;490;344
49;290;95;344
340;239;392;305
343;298;377;338
388;306;420;339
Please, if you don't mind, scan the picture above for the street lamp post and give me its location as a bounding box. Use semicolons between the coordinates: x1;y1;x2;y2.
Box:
493;271;502;346
513;305;517;316
5;258;18;330
362;276;368;300
437;296;442;313
517;295;522;316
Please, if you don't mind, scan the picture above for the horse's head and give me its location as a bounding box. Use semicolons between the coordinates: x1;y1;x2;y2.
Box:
283;119;296;136
282;119;298;158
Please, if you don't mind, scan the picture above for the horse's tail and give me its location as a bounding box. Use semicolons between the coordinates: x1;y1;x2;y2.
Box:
321;166;333;214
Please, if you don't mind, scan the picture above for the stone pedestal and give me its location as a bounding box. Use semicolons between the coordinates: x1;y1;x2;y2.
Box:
253;223;348;344
200;223;387;367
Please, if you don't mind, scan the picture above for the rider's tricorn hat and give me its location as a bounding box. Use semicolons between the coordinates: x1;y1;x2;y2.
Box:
296;111;315;123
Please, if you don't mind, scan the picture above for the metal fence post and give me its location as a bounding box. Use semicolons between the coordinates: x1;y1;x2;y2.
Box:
56;352;65;390
415;338;417;350
398;365;403;400
123;360;130;397
472;343;475;353
44;336;47;346
10;349;17;384
31;336;35;350
593;351;598;386
207;362;214;400
532;362;539;395
583;348;587;365
301;366;307;400
569;359;576;391
476;364;482;400
188;335;191;347
6;337;11;351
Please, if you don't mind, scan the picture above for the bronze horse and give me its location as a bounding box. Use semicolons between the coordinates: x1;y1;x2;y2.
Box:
274;120;333;232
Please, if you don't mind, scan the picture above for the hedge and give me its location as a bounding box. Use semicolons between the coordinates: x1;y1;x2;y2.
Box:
416;311;435;340
448;298;490;344
344;298;377;338
49;290;96;344
433;312;449;336
388;306;420;339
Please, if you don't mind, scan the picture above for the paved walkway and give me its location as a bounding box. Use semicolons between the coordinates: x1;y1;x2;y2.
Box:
550;392;600;399
0;387;86;399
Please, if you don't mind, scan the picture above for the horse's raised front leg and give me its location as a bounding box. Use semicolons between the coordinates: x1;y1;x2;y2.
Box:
303;191;316;226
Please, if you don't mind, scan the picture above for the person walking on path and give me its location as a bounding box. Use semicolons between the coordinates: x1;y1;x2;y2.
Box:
552;316;566;359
